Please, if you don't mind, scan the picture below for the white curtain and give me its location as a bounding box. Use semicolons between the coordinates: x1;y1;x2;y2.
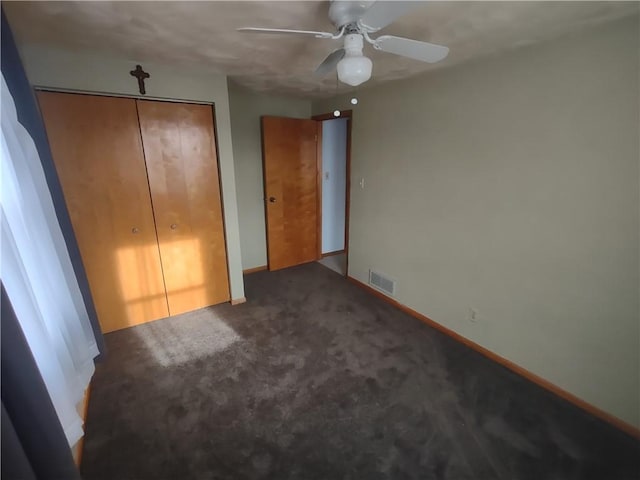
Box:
1;74;99;446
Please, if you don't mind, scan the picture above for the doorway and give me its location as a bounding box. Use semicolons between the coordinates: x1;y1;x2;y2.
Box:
314;111;352;276
260;112;351;276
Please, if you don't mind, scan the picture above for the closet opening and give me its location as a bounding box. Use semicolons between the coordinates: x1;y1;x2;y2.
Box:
37;90;231;333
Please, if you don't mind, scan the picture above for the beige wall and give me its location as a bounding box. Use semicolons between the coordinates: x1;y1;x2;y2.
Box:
314;17;640;428
228;83;311;270
18;45;245;301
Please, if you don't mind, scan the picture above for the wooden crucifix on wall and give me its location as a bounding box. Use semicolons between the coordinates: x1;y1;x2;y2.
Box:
130;65;150;95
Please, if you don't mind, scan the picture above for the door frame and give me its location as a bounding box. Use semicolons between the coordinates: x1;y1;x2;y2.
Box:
312;110;353;276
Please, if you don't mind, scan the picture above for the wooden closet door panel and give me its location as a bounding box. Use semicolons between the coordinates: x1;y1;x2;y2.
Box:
136;100;230;316
37;92;169;333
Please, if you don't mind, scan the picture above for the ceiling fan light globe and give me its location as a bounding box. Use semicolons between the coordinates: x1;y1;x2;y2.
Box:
337;55;372;87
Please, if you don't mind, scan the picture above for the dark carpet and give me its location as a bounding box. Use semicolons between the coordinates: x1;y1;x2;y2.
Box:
81;263;639;480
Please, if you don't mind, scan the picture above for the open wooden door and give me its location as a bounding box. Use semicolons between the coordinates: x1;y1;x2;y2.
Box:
262;116;319;271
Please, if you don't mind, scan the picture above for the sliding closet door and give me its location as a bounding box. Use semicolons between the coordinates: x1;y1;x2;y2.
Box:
137;100;230;316
37;92;169;333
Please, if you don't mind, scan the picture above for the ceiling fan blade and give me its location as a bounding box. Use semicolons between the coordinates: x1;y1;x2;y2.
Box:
237;27;334;39
375;35;449;63
314;49;345;77
359;1;421;32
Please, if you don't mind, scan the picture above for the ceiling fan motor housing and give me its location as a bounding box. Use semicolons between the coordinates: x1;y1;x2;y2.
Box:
328;0;370;29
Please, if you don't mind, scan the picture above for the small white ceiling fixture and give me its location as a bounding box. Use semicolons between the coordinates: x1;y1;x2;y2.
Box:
238;0;449;87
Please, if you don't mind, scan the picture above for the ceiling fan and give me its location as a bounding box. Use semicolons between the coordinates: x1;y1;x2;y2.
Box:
238;1;449;87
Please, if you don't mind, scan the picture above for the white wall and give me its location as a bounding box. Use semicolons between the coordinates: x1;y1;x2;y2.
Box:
228;83;311;270
313;17;640;428
17;45;245;301
321;118;348;254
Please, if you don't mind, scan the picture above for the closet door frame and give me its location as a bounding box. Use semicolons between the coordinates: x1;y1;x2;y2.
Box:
35;88;233;317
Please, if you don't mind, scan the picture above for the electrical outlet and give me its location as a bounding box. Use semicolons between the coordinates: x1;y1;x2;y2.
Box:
468;308;479;323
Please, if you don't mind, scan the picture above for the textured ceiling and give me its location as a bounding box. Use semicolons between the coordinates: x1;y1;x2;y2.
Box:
4;1;638;98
